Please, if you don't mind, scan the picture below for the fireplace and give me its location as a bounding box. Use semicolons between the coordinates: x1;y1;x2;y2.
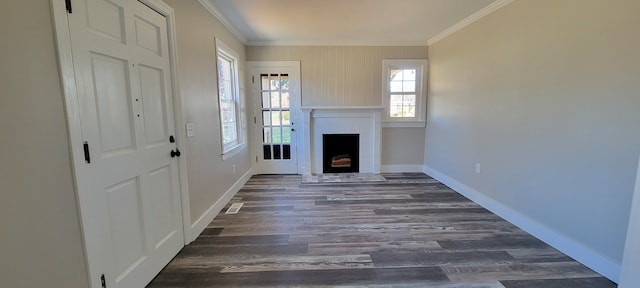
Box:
301;107;382;175
323;134;359;173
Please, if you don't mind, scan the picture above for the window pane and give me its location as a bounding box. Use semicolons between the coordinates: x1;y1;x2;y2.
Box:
390;69;402;81
221;101;235;122
271;92;280;108
263;127;271;144
218;58;231;81
262;111;271;126
261;74;269;90
272;127;282;143
223;81;233;100
389;94;403;118
402;81;416;92
403;95;416;117
280;74;289;90
282;111;290;125
281;92;290;108
282;127;291;144
389;105;402;118
271;111;281;126
270;74;279;90
223;122;236;144
402;69;416;81
403;104;416;117
283;144;291;159
390;81;403;92
263;145;271;160
273;145;281;159
262;92;270;108
404;94;416;105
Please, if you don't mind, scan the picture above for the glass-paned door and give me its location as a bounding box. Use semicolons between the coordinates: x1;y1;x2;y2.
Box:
249;62;300;174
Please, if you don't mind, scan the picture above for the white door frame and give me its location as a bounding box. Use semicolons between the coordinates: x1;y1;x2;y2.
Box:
50;1;191;287
620;155;640;286
247;61;305;174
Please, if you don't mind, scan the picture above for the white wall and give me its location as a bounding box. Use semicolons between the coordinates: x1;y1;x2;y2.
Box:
164;0;252;226
247;46;428;167
425;0;640;281
0;0;89;287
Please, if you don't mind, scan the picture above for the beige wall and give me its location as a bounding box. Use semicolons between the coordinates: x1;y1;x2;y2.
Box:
0;0;89;287
248;46;428;167
165;0;252;224
426;0;640;271
382;127;425;166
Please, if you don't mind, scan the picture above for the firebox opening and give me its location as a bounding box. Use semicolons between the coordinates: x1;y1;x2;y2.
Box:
322;134;359;173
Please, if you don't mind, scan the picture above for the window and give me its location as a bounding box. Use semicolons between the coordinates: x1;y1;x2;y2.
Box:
382;59;428;127
216;39;243;156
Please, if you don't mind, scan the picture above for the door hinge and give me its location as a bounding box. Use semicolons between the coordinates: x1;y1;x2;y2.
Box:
83;141;91;164
252;76;254;83
100;274;106;288
65;0;72;13
256;156;258;163
254;116;256;124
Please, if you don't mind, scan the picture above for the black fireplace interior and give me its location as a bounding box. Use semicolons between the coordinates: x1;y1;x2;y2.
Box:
322;134;359;173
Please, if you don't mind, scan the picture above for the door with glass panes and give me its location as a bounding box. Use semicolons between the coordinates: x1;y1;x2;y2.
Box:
249;62;300;174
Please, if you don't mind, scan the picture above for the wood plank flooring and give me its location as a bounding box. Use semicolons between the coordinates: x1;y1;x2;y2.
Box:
148;173;615;287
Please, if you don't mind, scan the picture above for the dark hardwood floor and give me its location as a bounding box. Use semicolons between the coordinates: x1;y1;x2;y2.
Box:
148;173;615;287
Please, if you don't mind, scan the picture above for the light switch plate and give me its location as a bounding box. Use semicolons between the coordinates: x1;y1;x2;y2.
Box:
186;123;194;138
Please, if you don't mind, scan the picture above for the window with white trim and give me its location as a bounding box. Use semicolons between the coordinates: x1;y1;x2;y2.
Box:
382;59;428;127
216;39;243;155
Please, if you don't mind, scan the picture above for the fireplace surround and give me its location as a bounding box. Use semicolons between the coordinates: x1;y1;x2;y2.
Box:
301;107;382;175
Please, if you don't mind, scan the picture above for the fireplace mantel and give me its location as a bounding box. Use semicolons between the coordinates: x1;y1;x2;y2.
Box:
300;106;383;175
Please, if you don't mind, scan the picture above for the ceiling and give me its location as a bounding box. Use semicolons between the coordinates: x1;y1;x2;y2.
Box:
202;0;501;46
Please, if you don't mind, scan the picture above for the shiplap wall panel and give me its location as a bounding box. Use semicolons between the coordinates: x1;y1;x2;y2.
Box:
247;46;428;106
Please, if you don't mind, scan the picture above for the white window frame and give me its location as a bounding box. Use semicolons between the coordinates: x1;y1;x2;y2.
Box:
216;39;244;158
382;59;428;127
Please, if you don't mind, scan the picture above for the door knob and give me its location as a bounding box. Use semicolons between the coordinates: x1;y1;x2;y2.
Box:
170;149;181;158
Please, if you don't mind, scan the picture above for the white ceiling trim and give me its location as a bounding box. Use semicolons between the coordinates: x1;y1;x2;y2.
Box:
246;39;430;47
427;0;514;46
197;0;248;44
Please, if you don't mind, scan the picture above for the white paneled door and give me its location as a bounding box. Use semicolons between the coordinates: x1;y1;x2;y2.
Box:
66;0;183;287
249;62;302;174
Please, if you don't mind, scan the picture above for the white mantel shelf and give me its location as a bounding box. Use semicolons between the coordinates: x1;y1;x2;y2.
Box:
300;106;382;176
301;106;384;110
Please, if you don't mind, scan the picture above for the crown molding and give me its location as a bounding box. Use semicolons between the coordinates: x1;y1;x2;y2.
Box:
197;0;248;44
246;40;429;47
427;0;514;46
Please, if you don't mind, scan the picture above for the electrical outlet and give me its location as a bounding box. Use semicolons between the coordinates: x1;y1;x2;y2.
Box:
475;163;481;174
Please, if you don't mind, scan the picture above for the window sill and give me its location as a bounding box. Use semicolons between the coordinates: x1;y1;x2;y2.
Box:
222;143;245;160
382;121;426;128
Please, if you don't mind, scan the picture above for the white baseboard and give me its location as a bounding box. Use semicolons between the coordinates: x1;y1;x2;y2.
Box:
381;164;424;173
423;165;620;283
188;168;254;242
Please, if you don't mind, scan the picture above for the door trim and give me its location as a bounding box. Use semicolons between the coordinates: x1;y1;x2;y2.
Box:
50;1;190;287
247;61;303;174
